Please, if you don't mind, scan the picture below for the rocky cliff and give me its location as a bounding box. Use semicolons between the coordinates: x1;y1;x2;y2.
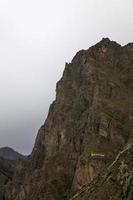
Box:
70;138;133;200
5;38;133;200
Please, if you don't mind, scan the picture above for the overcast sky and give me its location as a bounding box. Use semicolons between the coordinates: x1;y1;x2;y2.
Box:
0;0;133;154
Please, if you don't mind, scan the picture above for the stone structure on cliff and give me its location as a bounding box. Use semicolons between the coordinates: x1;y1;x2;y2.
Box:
4;38;133;200
70;138;133;200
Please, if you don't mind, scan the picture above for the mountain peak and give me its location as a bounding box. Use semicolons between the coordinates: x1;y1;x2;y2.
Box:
93;37;121;49
4;39;133;200
101;37;111;43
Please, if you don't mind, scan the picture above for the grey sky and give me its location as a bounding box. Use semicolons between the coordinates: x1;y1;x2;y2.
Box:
0;0;133;154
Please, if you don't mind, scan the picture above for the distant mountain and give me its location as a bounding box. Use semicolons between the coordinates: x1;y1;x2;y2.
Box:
0;148;26;199
0;147;26;161
0;156;15;200
0;156;14;181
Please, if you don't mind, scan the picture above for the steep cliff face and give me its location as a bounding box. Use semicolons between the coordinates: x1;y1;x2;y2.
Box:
5;38;133;200
70;138;133;200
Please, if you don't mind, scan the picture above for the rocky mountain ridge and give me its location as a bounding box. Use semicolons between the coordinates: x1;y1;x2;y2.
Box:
0;147;26;161
3;38;133;200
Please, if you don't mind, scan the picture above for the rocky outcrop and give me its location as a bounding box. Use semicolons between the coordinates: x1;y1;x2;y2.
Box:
70;138;133;200
5;38;133;200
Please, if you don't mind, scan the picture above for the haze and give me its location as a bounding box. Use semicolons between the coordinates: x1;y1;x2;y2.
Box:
0;0;133;154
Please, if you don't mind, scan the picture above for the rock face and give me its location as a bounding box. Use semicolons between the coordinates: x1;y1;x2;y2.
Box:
0;157;15;200
70;138;133;200
0;147;26;161
5;38;133;200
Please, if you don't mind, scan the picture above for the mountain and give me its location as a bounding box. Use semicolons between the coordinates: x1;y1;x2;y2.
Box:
0;148;26;199
0;156;14;180
0;147;26;161
4;38;133;200
0;156;15;200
